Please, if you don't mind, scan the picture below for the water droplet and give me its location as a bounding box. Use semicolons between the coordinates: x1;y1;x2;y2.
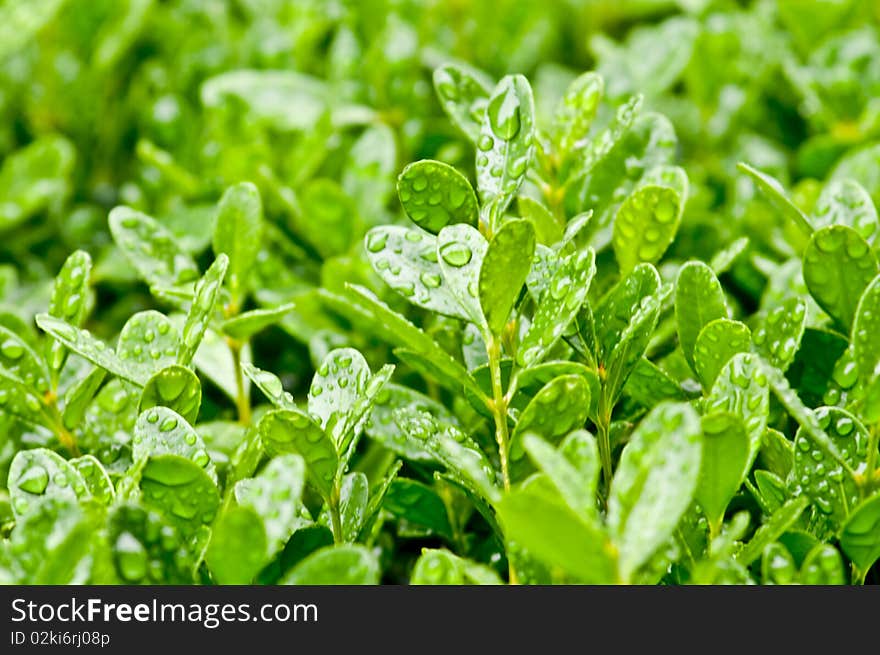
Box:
420;272;441;288
17;465;49;494
439;242;473;267
487;83;521;140
115;532;148;582
366;232;388;253
159;417;178;432
0;339;24;360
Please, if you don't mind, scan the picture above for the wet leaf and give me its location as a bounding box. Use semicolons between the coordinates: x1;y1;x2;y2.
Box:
436;224;487;327
364;226;467;320
813;179;878;244
213;182;263;307
139;454;220;536
839;492;880;573
479;219;535;336
675;261;728;372
608;402;702;580
693;319;751;390
256;409;337;500
432;63;493;143
132;407;216;482
178;255;228;365
737;497;809;566
8;448;89;517
752;297;807;372
384;479;453;539
476;74;535;222
696;412;750;531
221;303;296;341
108;206;199;287
705;353;769;462
243;363;297;410
518;247;596;368
235;454;307;553
397;160;479;233
738;163;813;236
139;365;202;425
281;545;380;585
45;250;91;374
206;505;267;584
411;549;502;585
803;225;877;330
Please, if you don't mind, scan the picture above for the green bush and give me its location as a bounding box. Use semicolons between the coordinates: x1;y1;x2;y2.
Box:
2;0;880;585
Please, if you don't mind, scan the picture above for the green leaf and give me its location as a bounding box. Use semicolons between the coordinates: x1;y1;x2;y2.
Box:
693;319;751;390
518;197;563;245
294;179;357;258
281;544;380;585
7;498;94;584
737;497;810;566
319;285;481;401
758;358;856;480
793;407;864;528
497;486;616;584
256;409;337;500
433;63;493;143
364;383;455;463
554;72;603;158
705;353;769;461
509;375;591;474
105;504;189;584
799;544;845;585
178;255;228;365
479;219;536;336
594;263;661;363
738;162;813;236
45;250;92;374
364;226;467;320
753;297;807;372
803;226;877;330
518;248;596;368
675;261;727;372
813;179;878;244
840;492;880;573
108;206;200;287
235;454;307;553
308;348;369;444
69;455;114;505
221;303;296;341
696;412;750;531
523;433;596;520
384;479;453;539
242;363;297;410
117;310;180;381
0;0;66;60
206;505;267;585
0;324;51;394
139;454;220;536
8;448;89;517
710;237;749;275
608;401;702;581
410;549;502;585
761;542;797;585
132;407;216;482
437;224;488;327
397;160;479;233
338;472;369;543
0;369;45;425
760;428;794;479
624;358;686;407
476;74;535;222
613;175;686;273
0;134;74;232
139;365;202;424
853;274;880;386
213;182;263;306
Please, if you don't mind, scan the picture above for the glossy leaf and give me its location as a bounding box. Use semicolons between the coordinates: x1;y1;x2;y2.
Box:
497;486;615;584
613;176;686;273
256;409;337;500
608;402;702;580
518;247;596;368
853;274;880;388
308;348;370;441
235;454;307;553
693;319;751;390
554;71;603;157
840;493;880;573
696;412;750;531
738;163;813;236
479;219;535;335
206;505;267;585
364;226;467;320
281;545;380;585
410;549;502;585
753;297;807;372
435;224;488;327
132;407;216;482
213;182;263;305
0;324;50;394
117;310;180;381
476;74;535;221
705;353;769;461
397;160;479;233
221;303;296;341
433;63;493;143
178;255;228;365
384;479;453;539
813;179;878;243
524;433;596;520
799;544;846;585
108;206;200;287
803;225;877;330
8;448;89;517
69;455;114;505
45;250;91;373
243;363;297;410
139;365;201;424
139;454;220;536
737;497;810;566
675;261;727;372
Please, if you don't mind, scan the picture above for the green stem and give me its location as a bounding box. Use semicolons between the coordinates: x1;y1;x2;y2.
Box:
851;563;868;585
865;424;879;492
329;485;343;545
487;335;511;491
44;398;79;457
229;341;251;425
596;393;613;502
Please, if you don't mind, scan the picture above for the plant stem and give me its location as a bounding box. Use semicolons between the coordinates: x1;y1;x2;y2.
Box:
44;398;79;457
487;335;511;491
229;340;251;425
329;485;343;545
851;563;867;585
865;424;879;491
596;391;613;502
